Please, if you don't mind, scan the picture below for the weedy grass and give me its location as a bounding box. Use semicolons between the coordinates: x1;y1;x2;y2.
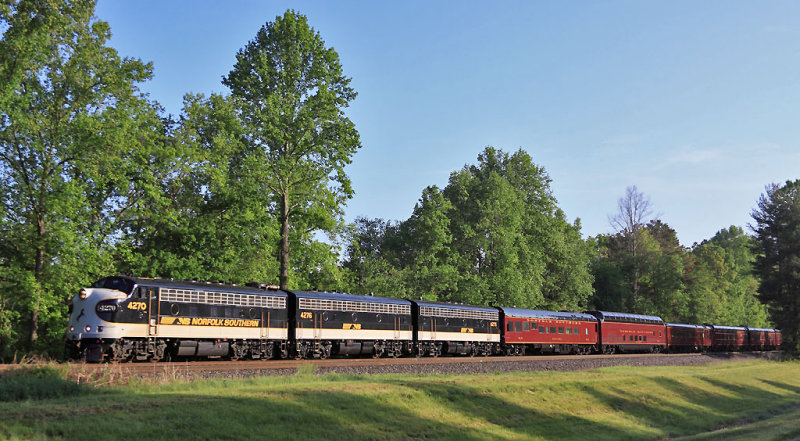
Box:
1;360;799;440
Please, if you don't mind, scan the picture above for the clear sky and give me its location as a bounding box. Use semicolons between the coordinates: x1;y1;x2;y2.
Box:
95;1;800;246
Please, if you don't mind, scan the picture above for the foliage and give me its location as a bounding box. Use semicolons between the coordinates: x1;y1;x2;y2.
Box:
752;180;800;354
344;147;594;310
222;10;361;289
0;0;170;356
121;93;281;285
591;188;770;327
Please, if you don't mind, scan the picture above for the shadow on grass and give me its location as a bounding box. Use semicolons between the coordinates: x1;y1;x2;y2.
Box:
380;379;648;441
0;378;640;441
758;379;800;396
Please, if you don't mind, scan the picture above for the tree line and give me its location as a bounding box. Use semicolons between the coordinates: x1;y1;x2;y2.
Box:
1;1;798;359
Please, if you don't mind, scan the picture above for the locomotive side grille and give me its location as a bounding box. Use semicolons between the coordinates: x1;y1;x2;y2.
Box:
419;306;498;321
161;288;286;309
298;298;411;315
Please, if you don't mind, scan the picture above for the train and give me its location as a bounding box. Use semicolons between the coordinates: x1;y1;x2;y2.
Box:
65;276;781;362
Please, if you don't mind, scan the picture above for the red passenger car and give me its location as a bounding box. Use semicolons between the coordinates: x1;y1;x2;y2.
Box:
746;327;769;351
586;311;667;353
666;323;711;352
708;325;747;351
499;307;598;355
767;329;782;349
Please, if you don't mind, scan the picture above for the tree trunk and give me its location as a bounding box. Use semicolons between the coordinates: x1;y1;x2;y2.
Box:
29;215;47;349
279;191;290;290
30;245;45;349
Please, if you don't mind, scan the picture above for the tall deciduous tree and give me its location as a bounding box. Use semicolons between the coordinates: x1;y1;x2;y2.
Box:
609;185;654;298
222;10;360;289
752;180;800;354
0;0;167;353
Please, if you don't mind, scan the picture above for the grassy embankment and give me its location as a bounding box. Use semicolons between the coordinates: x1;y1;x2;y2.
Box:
1;360;799;440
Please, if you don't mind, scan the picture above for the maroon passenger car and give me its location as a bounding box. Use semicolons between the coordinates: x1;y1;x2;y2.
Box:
499;307;598;355
666;323;711;352
708;325;747;351
586;311;667;354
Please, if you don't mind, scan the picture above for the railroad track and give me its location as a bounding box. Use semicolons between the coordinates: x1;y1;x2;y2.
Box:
1;351;782;378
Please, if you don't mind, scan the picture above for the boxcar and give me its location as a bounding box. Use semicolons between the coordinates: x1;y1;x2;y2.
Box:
499;307;598;355
586;311;667;353
412;300;500;356
708;325;747;351
666;323;711;353
292;291;413;359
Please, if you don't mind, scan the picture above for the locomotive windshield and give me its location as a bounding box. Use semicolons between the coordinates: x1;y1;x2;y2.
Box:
90;277;135;295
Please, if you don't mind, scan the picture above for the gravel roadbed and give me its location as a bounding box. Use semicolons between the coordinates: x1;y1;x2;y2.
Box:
157;352;784;381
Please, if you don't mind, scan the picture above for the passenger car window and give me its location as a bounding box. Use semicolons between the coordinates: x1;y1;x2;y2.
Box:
550;326;556;334
523;322;530;331
515;322;522;333
574;327;579;334
558;327;564;334
507;322;514;333
539;326;546;333
566;327;571;335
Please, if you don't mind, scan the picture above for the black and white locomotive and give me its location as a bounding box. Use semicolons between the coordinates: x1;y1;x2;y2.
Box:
66;276;499;362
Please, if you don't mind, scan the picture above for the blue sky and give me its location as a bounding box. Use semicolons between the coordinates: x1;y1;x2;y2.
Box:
95;1;800;246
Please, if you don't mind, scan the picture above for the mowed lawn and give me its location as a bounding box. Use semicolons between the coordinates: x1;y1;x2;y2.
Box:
1;361;799;441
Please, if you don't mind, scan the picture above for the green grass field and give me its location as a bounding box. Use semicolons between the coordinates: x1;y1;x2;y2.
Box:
1;360;799;440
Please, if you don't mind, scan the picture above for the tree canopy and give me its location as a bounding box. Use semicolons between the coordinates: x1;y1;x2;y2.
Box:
0;0;170;354
752;180;800;354
222;10;361;290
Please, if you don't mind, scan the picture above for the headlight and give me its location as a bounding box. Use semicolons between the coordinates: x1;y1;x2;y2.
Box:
69;326;75;332
79;289;87;299
84;325;92;333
